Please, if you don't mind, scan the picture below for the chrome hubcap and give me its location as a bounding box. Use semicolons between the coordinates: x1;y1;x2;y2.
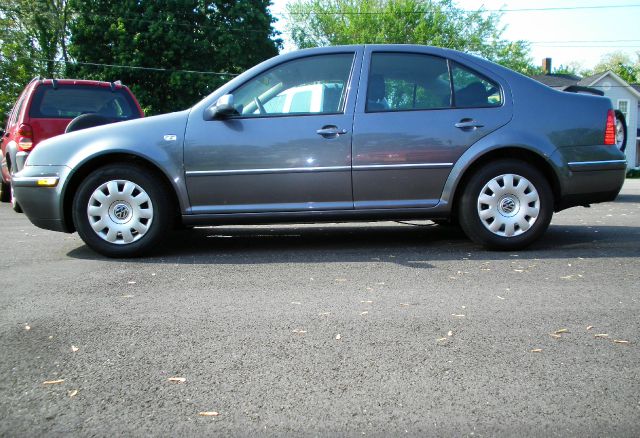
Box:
477;174;540;238
87;180;153;245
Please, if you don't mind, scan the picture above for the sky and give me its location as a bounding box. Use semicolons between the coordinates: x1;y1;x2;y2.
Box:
269;0;640;71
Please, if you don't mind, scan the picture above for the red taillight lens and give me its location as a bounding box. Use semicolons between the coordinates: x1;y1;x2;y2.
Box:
17;123;33;151
604;109;616;145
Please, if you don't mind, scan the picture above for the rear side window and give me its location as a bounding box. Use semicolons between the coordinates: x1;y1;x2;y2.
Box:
366;53;452;112
29;85;139;119
451;62;502;108
10;93;27;126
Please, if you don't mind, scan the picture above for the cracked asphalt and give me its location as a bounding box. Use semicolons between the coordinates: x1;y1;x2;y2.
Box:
1;180;639;437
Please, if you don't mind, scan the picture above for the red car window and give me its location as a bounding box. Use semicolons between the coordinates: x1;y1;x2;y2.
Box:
29;85;140;119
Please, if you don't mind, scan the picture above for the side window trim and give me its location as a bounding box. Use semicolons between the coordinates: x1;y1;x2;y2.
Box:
227;52;358;120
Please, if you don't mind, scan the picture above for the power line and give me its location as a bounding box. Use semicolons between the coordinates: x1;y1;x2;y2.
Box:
44;59;239;76
529;39;640;44
277;4;640;15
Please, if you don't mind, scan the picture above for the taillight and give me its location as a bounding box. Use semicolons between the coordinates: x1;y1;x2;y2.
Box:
604;109;616;145
17;123;33;151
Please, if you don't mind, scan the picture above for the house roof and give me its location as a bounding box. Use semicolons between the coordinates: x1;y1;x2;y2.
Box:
530;73;580;88
532;71;640;99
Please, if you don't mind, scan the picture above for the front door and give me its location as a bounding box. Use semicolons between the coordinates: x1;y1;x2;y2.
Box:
183;51;362;214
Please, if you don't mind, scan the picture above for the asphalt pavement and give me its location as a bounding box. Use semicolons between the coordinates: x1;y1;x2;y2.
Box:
1;180;639;437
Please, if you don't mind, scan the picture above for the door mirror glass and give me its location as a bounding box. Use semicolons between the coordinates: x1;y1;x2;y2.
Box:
205;94;238;120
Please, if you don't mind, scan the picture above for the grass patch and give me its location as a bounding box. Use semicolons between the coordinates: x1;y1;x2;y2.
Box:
627;168;640;178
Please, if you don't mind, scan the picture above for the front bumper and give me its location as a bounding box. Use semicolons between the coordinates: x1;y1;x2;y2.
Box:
12;165;72;233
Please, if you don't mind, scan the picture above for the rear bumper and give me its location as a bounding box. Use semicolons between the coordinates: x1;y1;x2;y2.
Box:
556;157;626;210
12;165;72;233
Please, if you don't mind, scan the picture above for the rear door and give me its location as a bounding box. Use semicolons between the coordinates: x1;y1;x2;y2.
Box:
352;47;512;209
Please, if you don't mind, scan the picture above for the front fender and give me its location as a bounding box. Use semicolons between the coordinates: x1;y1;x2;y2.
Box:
26;111;191;213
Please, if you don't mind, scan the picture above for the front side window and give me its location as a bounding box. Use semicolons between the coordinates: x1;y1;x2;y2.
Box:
451;62;502;108
366;53;452;112
232;53;354;117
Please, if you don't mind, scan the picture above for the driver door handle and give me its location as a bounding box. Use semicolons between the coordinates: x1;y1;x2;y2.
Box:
316;126;348;138
455;119;484;130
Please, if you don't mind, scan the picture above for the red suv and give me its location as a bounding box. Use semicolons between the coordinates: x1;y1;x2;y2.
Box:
1;78;144;210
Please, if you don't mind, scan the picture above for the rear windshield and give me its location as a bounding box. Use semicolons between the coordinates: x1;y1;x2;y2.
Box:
29;84;140;119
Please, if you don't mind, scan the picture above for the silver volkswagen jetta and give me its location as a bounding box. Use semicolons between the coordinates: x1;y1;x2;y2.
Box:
13;45;627;257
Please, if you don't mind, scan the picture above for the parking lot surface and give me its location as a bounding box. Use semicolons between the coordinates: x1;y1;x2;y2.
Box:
1;180;639;437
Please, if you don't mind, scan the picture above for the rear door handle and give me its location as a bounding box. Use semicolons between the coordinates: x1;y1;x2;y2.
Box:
316;126;348;138
455;119;484;130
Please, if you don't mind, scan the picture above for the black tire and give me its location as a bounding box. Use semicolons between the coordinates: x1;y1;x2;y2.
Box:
65;113;115;134
614;110;627;153
72;163;173;257
458;159;553;250
10;184;22;213
0;179;9;203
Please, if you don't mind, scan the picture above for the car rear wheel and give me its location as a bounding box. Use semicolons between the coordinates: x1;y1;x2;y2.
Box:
10;184;23;213
65;113;114;133
614;110;627;152
72;164;173;257
0;179;9;203
458;160;553;250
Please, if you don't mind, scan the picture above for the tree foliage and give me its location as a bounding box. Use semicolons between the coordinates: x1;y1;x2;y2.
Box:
0;0;71;118
68;0;281;115
286;0;536;74
591;51;640;84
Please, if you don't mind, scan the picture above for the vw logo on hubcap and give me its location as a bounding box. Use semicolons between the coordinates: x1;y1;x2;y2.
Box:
109;202;132;224
500;198;516;214
113;204;130;220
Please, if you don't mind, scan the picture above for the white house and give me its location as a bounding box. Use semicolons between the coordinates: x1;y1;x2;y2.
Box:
533;64;639;169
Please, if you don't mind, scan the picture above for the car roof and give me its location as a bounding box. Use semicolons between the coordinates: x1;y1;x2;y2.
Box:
33;79;128;90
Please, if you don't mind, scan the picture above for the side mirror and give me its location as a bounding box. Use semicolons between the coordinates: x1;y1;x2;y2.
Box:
204;94;237;120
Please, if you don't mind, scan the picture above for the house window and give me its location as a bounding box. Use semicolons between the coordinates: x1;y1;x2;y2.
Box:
617;99;629;119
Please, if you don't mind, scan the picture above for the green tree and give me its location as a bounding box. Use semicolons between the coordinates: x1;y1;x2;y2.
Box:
0;0;71;119
286;0;536;74
68;0;281;115
591;51;640;83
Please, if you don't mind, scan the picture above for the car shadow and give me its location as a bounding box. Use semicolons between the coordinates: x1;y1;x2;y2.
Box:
66;222;640;266
613;193;640;203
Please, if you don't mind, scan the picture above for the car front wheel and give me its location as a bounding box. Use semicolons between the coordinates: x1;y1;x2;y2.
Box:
72;164;173;257
458;160;553;250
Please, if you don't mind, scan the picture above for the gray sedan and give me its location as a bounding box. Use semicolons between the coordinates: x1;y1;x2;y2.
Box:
13;45;627;257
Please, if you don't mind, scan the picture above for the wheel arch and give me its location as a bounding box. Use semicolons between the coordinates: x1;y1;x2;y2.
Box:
448;147;562;219
62;152;182;232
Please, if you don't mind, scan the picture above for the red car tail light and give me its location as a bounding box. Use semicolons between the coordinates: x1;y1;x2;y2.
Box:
17;123;33;151
604;109;616;145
